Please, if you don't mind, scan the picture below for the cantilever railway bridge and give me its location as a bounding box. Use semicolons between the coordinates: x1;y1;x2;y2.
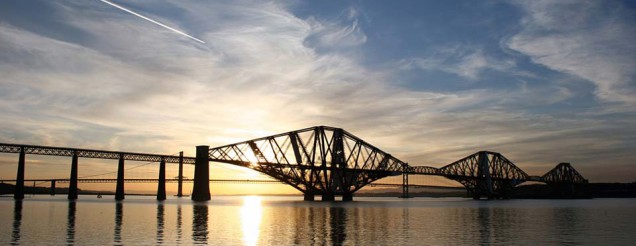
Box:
0;126;588;201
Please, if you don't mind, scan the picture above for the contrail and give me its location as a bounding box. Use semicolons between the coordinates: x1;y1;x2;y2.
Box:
100;0;205;43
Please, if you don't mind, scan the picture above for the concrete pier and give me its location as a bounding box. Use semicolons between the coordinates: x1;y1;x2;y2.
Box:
177;151;184;197
14;147;25;200
400;163;411;199
157;159;166;201
303;192;315;201
191;145;210;201
342;193;353;202
321;193;335;201
68;152;78;200
50;180;56;196
115;154;125;200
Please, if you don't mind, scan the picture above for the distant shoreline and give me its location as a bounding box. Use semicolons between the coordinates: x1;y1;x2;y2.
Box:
1;182;635;198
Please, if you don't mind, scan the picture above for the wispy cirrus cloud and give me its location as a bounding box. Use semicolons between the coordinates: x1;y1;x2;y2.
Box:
506;0;636;105
399;46;515;81
304;7;368;50
0;0;634;183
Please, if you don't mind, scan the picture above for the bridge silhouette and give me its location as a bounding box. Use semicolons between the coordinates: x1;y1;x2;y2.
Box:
1;126;588;201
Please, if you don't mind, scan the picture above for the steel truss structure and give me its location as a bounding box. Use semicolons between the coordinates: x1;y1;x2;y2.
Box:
408;166;439;175
541;162;588;184
406;152;588;199
437;151;528;198
208;126;589;199
1;126;590;201
209;126;404;200
0;179;281;184
0;143;195;164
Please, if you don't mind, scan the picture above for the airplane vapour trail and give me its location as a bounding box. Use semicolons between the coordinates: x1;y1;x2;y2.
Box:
100;0;205;44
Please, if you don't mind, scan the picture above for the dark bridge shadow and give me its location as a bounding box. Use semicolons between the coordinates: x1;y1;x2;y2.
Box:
114;202;123;245
293;206;348;245
67;201;77;245
329;207;348;245
156;203;164;245
12;200;22;245
192;204;209;244
177;205;183;243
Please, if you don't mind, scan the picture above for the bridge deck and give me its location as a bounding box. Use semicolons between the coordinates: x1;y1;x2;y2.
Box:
0;143;196;164
0;179;281;184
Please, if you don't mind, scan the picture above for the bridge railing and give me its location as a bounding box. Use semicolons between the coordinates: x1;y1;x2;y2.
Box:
0;143;196;164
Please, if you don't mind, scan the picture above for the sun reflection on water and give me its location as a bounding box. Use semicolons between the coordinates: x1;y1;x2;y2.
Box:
240;196;263;246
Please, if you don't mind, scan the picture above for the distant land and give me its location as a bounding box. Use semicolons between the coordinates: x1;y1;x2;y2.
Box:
358;186;467;198
0;183;114;196
514;183;636;199
1;183;635;198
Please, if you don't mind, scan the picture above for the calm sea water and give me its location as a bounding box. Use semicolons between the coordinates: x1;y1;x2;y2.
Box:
1;195;635;245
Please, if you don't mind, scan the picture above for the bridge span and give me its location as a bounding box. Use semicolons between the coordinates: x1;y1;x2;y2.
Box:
403;152;587;199
1;126;588;202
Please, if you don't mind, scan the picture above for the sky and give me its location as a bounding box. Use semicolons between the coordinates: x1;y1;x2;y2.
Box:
0;0;635;190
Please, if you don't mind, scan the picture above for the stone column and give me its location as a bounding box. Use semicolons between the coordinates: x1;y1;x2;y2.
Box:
342;193;353;202
157;159;166;201
191;146;210;201
68;152;78;200
177;151;183;197
321;193;335;202
50;180;56;196
14;147;25;200
303;192;315;201
115;154;125;200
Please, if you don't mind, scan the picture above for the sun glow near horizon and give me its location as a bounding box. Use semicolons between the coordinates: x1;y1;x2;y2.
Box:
0;0;634;188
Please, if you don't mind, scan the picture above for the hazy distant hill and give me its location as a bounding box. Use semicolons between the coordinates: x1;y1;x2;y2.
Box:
0;183;114;196
1;183;634;198
357;185;467;197
514;183;636;198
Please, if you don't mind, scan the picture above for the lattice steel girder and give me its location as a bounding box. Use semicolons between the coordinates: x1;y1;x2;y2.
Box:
437;151;529;197
208;126;405;195
409;166;439;175
541;162;588;184
0;143;195;164
446;176;526;188
0;179;282;183
451;177;520;197
439;151;529;180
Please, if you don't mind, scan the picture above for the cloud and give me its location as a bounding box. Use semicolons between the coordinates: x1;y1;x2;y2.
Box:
0;0;375;152
0;0;634;183
400;46;515;81
305;17;367;49
304;6;368;50
506;0;636;105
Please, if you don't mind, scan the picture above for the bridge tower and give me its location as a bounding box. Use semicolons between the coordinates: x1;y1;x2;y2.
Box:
115;153;125;200
192;145;211;201
474;151;494;199
399;163;412;198
324;128;350;201
68;151;78;200
14;147;25;200
156;158;166;201
177;151;184;197
438;151;528;199
208;126;405;202
541;162;590;198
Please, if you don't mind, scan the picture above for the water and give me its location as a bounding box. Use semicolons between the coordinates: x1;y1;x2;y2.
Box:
1;195;635;245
